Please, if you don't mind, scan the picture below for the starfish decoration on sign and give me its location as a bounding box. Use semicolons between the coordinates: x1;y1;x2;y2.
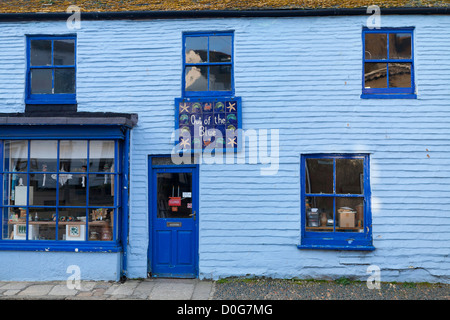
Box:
227;137;237;147
226;102;236;112
179;103;189;113
179;138;190;149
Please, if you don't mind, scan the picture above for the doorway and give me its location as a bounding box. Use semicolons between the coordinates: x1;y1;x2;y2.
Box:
148;158;198;278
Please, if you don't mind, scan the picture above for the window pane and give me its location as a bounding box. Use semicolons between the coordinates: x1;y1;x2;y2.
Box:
209;65;231;91
3;140;28;172
388;63;411;88
389;33;411;59
30;140;58;172
2;207;25;239
29;207;57;241
157;172;192;219
364;33;387;60
88;208;114;241
185;66;208;91
364;62;387;88
210;36;232;62
3;174;28;206
305;196;334;232
31;69;52;94
305;159;333;194
89;140;115;172
336;159;364;195
89;174;114;207
60;140;87;172
59;208;87;241
53;40;75;65
30;40;52;66
336;198;364;233
60;174;87;207
185;36;208;63
30;174;57;206
54;68;75;94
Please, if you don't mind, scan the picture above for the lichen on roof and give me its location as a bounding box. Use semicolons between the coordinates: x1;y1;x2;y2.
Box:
0;0;448;13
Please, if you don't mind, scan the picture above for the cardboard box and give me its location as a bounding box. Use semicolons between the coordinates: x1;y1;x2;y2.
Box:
339;211;355;228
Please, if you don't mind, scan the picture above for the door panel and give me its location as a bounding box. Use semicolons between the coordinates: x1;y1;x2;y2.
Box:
150;166;198;278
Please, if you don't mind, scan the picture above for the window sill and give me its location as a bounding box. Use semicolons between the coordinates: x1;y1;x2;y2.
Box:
361;93;417;99
0;241;122;253
298;244;375;251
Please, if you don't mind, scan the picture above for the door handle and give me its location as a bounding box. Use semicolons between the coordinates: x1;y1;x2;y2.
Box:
189;211;196;220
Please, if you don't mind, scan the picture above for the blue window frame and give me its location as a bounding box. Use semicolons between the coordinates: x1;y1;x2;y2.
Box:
0;125;128;252
362;28;416;99
182;31;234;97
26;35;77;104
299;154;374;251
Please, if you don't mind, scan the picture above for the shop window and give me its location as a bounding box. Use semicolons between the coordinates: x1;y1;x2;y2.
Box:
299;154;374;250
362;28;416;99
1;139;119;245
26;35;76;104
183;31;234;97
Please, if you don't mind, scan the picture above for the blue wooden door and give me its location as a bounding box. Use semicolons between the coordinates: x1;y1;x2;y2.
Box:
150;166;198;278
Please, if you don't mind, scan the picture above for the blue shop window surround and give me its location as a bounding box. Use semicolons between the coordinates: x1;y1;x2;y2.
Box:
299;154;374;251
183;31;234;97
361;28;416;99
0;129;125;252
26;35;77;104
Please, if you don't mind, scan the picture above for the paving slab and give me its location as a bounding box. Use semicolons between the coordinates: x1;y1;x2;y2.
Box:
18;284;54;296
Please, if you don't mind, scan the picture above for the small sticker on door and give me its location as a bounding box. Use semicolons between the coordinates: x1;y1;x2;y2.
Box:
183;192;192;198
187;203;192;208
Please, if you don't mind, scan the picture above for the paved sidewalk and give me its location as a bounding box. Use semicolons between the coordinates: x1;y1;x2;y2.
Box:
0;278;215;300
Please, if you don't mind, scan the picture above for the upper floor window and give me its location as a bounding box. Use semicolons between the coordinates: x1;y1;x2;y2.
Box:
362;28;416;99
183;31;234;97
26;35;76;104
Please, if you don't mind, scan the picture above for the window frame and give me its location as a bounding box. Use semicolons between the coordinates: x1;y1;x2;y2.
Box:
361;27;416;99
182;31;234;98
0;126;126;253
299;154;374;251
25;35;77;105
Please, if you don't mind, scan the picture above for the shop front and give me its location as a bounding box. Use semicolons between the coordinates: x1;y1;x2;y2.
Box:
0;113;136;281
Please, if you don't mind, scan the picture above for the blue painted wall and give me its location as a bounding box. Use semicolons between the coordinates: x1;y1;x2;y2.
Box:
0;15;448;283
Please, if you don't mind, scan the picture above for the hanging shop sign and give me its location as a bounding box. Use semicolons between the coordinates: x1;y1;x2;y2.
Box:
174;97;241;152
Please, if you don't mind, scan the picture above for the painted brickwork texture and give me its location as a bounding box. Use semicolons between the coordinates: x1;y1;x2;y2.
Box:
0;15;448;283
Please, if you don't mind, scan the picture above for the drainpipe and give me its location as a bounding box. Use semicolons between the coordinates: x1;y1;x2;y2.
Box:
121;128;130;281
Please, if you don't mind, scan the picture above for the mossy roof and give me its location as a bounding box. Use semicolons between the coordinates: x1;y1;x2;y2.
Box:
0;0;448;14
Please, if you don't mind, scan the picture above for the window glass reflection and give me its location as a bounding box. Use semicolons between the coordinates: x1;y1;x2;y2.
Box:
305;159;333;194
365;33;387;60
209;65;231;91
31;69;52;94
185;66;208;91
388;63;411;88
30;40;52;66
185;36;208;63
53;40;75;65
30;140;58;172
54;68;76;94
336;159;364;195
389;33;411;59
364;63;387;88
210;36;232;62
4;140;28;172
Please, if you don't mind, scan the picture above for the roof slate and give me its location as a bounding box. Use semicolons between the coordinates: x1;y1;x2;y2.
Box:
0;0;448;13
